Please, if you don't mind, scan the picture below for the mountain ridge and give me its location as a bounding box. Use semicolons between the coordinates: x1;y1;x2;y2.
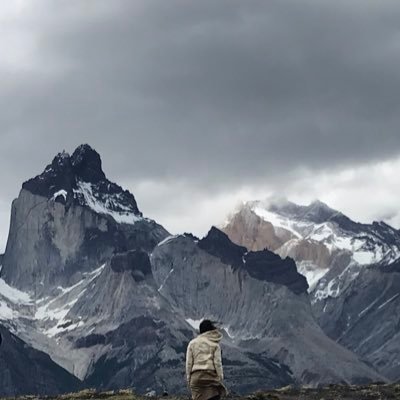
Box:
222;197;400;381
0;145;389;394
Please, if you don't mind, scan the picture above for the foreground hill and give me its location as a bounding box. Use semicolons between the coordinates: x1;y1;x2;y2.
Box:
0;325;80;396
3;384;400;400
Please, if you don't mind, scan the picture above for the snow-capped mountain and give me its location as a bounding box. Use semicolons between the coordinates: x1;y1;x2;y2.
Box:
0;146;388;394
223;198;400;290
24;145;142;221
222;197;400;380
2;144;154;295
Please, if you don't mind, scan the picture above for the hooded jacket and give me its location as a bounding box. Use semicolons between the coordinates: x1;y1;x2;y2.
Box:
186;329;224;383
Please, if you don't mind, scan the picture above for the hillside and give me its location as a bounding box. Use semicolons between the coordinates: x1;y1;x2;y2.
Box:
2;384;400;400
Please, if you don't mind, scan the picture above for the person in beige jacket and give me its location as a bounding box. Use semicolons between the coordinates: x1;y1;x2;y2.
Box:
186;320;227;400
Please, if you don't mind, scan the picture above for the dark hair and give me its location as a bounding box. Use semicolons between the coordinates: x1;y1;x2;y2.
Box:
199;319;216;334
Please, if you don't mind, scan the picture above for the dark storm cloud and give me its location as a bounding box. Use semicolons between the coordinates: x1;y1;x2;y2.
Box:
1;0;400;191
1;0;400;245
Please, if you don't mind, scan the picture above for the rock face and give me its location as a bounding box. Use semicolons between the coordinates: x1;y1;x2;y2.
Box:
0;144;173;392
151;229;383;387
313;260;400;381
0;324;80;396
223;206;289;252
1;144;166;294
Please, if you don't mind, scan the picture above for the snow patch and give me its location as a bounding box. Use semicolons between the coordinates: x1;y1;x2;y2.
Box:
313;261;361;301
35;264;106;337
224;326;235;339
353;251;375;265
0;278;33;305
358;297;381;317
296;261;328;292
74;181;142;225
253;207;302;238
186;318;203;330
157;235;181;247
158;268;175;292
0;301;14;320
52;189;67;201
56;264;105;295
378;294;399;310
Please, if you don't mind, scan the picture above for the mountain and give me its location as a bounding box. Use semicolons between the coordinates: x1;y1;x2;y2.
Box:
151;228;383;386
0;145;293;393
222;198;400;289
2;144;166;295
222;197;400;380
0;324;80;396
0;146;386;394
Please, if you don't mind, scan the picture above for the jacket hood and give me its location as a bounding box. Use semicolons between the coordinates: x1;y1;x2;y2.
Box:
199;329;223;343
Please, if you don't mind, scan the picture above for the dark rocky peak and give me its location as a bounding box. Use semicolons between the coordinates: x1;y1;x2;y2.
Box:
264;197;366;230
272;199;341;225
373;220;396;230
52;150;72;169
371;221;400;243
198;226;247;268
304;200;342;224
243;251;308;295
21;144;141;218
199;227;308;294
71;144;106;183
23;150;76;200
183;232;200;241
328;213;367;234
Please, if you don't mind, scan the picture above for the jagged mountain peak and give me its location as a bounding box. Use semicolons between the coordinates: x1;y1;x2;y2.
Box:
261;197;341;225
198;226;308;295
303;200;343;224
71;144;106;184
22;144;141;221
199;226;247;268
53;149;71;163
223;196;400;291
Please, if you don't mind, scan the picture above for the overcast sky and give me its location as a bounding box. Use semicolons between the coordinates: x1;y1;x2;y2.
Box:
1;0;400;251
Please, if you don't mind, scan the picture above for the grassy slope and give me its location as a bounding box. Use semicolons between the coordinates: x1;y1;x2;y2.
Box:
2;384;400;400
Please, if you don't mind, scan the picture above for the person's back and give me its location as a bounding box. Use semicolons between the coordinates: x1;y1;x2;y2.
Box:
186;320;226;400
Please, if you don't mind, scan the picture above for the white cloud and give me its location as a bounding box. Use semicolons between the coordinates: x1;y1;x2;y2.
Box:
123;156;400;239
287;156;400;227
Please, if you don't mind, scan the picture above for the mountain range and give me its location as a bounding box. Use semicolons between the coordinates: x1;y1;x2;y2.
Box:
0;144;398;395
222;198;400;381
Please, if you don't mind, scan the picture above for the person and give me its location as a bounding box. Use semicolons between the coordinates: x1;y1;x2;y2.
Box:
186;319;227;400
